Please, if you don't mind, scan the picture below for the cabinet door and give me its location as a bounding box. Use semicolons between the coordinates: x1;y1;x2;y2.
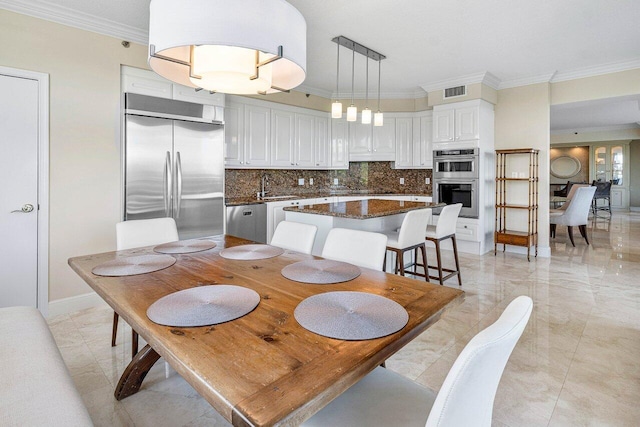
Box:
314;116;330;168
172;85;225;107
349;120;372;155
295;113;315;168
331;120;349;169
433;109;454;142
372;117;396;157
224;103;244;166
122;74;173;99
394;118;413;167
414;115;433;168
455;106;479;141
270;109;295;167
244;105;271;167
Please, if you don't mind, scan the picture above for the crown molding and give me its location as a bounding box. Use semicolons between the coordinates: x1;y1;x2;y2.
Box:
550;58;640;83
0;0;148;44
498;72;557;90
419;71;500;94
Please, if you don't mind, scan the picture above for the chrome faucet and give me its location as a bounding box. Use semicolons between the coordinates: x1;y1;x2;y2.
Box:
260;175;269;198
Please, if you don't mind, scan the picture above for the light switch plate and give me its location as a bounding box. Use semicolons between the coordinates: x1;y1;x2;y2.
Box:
333;178;339;185
298;178;304;186
309;178;314;185
400;178;405;185
425;177;430;184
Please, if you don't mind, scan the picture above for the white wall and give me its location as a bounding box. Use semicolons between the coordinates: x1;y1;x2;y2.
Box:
0;10;149;301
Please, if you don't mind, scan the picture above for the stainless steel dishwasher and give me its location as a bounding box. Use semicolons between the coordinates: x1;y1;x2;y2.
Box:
226;204;267;243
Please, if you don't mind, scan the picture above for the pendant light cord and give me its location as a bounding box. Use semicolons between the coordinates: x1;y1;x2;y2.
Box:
377;59;381;111
336;43;340;99
365;51;369;106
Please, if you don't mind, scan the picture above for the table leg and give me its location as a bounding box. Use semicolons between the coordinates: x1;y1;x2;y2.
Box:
114;344;161;400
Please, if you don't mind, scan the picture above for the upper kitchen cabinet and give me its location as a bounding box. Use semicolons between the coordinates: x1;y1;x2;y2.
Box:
314;116;331;168
331;120;349;169
270;109;296;167
349;116;396;161
121;66;224;119
243;104;271;167
432;99;492;144
392;112;432;169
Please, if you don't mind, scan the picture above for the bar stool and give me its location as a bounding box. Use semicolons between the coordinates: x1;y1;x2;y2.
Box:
270;221;317;254
382;209;432;279
114;217;179;358
419;203;462;286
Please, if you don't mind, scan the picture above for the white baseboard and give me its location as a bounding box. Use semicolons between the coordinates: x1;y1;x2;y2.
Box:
47;292;108;319
630;206;640;212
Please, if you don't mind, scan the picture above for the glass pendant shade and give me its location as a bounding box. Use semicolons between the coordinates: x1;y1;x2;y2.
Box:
148;0;306;95
332;101;343;119
374;111;384;127
347;105;357;122
362;108;372;124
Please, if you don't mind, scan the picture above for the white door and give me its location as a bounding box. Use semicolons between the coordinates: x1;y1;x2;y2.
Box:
0;74;39;308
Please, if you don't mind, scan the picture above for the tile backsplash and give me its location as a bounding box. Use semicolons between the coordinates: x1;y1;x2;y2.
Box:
225;162;433;198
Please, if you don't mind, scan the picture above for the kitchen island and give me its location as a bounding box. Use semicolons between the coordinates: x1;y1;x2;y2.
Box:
284;199;441;256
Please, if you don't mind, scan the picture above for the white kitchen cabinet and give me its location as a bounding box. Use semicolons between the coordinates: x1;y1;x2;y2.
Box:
433;102;479;143
224;102;244;166
171;85;225;111
330;120;349;169
349;117;396;161
295;113;316;168
270;109;296;167
244;105;271;167
413;113;433;168
393;118;413;168
266;199;311;243
314;116;331;168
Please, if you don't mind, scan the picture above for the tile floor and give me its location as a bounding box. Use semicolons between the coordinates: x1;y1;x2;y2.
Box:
49;212;640;426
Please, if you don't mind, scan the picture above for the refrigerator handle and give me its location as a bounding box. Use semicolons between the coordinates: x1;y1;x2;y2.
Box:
175;151;183;219
164;151;172;217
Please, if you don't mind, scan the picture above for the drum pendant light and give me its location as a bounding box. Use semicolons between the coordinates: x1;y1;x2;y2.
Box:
346;48;358;122
148;0;306;95
331;43;343;119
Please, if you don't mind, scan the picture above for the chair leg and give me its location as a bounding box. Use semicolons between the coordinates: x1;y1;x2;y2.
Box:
132;330;139;359
419;244;428;282
398;250;405;276
567;226;576;247
451;236;462;286
112;312;119;347
434;240;444;285
382;252;387;272
550;224;556;238
579;225;590;245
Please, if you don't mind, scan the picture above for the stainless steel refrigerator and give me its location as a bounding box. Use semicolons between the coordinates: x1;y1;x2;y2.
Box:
124;93;224;239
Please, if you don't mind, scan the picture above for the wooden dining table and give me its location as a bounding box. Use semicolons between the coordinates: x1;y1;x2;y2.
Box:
68;234;464;426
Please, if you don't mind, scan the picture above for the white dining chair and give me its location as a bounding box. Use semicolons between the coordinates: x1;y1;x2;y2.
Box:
382;209;432;279
550;186;596;246
302;295;533;427
420;203;462;286
270;221;317;254
114;217;179;358
550;183;589;215
322;228;388;271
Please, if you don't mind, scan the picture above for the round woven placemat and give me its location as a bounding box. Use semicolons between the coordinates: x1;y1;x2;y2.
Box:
153;239;217;254
281;260;360;284
147;285;260;327
92;254;176;277
219;244;284;260
294;291;409;340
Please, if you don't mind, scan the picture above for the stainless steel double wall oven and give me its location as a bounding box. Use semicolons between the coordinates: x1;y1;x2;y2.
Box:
433;146;479;218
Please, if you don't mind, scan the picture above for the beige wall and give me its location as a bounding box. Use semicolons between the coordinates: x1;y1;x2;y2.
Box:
551;68;640;105
0;10;149;300
495;83;551;246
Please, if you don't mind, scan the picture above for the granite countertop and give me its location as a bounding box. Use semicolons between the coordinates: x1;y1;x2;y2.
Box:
225;192;432;207
283;199;442;219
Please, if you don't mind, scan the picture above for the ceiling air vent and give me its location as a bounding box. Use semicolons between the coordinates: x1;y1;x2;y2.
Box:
444;85;466;99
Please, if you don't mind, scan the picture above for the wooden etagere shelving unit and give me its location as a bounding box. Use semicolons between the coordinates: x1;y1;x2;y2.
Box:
495;148;539;261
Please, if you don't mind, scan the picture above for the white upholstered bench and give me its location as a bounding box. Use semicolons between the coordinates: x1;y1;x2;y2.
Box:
0;306;93;426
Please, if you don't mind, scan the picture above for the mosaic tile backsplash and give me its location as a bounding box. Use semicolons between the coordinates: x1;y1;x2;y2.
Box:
225;162;433;198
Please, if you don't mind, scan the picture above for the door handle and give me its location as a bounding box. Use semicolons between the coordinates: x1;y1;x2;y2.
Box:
164;151;172;217
175;151;183;219
11;204;34;213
